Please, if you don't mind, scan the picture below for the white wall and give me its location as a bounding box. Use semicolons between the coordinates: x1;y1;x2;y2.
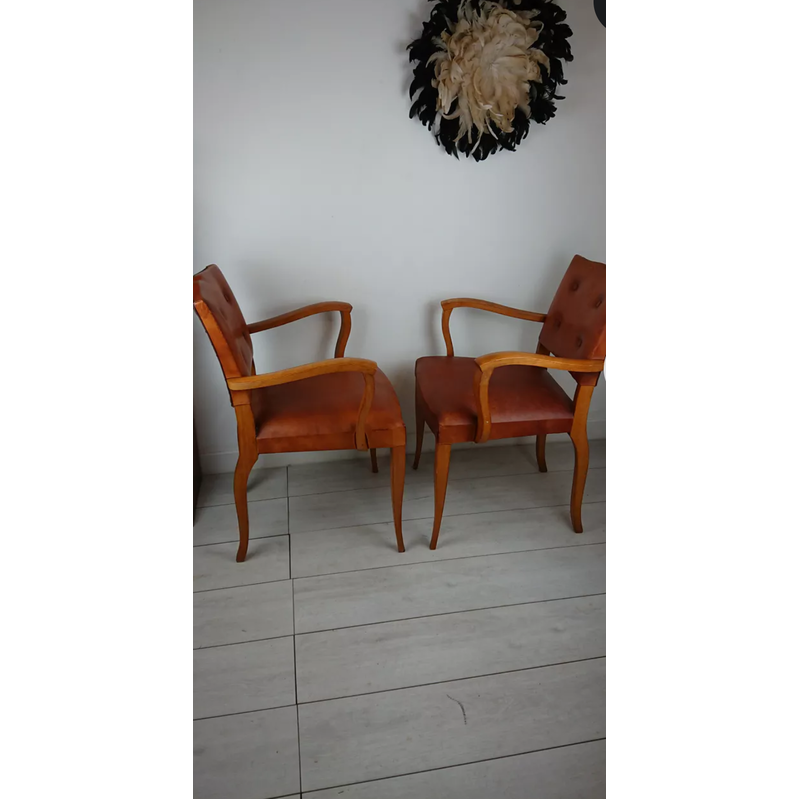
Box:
194;0;605;473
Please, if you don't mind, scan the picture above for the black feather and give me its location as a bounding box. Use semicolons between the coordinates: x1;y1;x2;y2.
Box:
409;72;427;99
409;96;426;120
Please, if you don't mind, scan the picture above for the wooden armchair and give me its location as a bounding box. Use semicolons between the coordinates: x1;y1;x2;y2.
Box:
193;265;406;561
413;255;606;549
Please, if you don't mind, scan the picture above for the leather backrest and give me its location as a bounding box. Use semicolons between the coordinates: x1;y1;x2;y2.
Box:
193;265;254;379
539;255;606;360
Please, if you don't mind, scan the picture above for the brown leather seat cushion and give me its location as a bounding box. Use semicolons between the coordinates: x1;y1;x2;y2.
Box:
255;368;405;453
415;356;574;444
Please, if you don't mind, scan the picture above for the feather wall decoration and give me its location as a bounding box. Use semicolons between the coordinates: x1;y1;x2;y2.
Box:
408;0;573;161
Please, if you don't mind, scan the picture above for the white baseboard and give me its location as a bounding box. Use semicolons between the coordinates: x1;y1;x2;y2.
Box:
199;419;606;474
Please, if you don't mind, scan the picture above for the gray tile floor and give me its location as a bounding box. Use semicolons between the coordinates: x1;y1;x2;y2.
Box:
194;441;606;799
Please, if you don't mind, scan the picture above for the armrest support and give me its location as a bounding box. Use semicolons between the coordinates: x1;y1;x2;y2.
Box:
441;298;547;356
247;302;353;358
227;358;377;450
472;351;604;443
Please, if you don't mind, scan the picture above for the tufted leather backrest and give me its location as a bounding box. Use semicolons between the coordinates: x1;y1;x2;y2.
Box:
193;265;254;379
539;255;606;361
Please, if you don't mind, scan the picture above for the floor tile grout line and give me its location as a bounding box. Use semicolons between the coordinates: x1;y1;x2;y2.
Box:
294;542;606;584
194;539;606;593
199;462;605;507
295;655;606;707
301;737;607;796
289;477;303;800
293;592;606;638
194;632;294;651
194;701;297;722
200;463;586;507
192;592;608;653
194;574;291;594
192;655;608;724
194;533;287;549
290;544;303;799
193;578;292;597
295;698;302;797
193;592;606;650
192;655;608;720
197;494;287;510
192;496;606;548
290;467;608;505
287;480;292;572
280;498;607;539
192;541;608;595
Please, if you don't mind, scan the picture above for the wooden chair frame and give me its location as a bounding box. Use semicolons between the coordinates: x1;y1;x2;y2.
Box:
194;278;405;562
415;297;604;549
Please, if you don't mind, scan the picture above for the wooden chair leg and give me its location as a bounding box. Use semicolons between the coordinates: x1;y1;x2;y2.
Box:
232;405;259;562
569;428;589;534
430;442;451;550
233;451;257;562
536;433;547;472
569;384;594;534
370;448;379;473
413;387;425;470
390;445;406;553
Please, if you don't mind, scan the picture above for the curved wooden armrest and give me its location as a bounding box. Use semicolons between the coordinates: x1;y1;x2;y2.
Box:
475;351;605;374
472;351;604;443
440;298;547;356
247;301;353;358
227;358;376;390
227;358;377;450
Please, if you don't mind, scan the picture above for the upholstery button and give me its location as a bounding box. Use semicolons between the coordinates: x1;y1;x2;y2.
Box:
571;281;580;291
594;296;603;308
576;336;583;348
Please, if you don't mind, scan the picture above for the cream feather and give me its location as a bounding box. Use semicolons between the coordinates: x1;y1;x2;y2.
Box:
428;1;550;145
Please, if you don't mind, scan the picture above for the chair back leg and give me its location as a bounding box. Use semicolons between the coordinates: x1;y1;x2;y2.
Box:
536;433;548;472
430;442;451;549
390;446;406;552
370;448;379;473
413;385;425;470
